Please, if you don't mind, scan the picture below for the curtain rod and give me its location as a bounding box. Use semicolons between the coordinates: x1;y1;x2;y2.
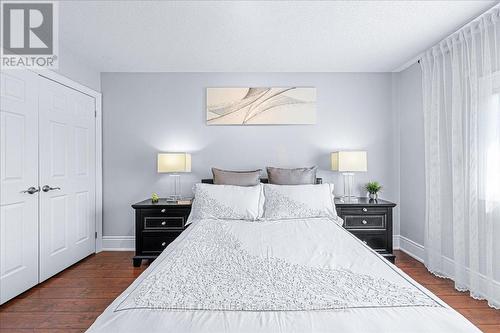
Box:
392;3;499;72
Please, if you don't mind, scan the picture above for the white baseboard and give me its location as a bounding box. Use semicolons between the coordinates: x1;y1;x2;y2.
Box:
102;236;135;251
398;235;425;262
393;235;400;249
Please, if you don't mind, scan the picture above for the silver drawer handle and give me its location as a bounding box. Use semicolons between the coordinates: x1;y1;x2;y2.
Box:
161;242;166;247
161;221;166;226
362;208;367;212
161;209;166;213
362;220;368;225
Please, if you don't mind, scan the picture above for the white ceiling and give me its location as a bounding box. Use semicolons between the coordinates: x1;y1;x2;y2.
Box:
59;0;498;72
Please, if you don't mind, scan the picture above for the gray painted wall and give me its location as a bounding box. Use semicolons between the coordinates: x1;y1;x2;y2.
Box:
101;72;397;237
397;63;425;246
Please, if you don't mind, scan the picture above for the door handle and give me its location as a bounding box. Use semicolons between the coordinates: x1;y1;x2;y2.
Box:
42;185;61;192
21;186;40;194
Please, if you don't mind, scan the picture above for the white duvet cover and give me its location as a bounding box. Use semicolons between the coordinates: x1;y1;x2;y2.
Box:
87;218;479;333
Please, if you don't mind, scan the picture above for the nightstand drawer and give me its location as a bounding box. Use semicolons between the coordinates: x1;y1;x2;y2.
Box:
141;208;188;217
144;216;184;229
344;215;385;229
350;231;387;251
141;231;182;254
340;207;388;215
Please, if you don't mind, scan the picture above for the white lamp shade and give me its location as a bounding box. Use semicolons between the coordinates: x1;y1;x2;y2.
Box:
157;153;192;173
331;151;367;172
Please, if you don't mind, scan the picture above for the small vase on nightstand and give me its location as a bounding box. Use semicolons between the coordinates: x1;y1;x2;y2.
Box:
365;181;382;202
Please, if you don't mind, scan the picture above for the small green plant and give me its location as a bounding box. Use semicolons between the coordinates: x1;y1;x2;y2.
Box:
365;181;382;194
151;193;159;203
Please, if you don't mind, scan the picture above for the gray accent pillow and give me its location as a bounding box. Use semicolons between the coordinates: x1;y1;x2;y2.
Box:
212;168;262;186
266;166;317;185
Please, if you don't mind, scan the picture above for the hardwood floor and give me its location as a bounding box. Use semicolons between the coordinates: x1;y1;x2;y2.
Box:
396;251;500;332
0;250;499;332
0;252;147;332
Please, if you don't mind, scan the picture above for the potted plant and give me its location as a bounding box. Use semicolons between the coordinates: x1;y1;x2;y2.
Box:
365;181;382;200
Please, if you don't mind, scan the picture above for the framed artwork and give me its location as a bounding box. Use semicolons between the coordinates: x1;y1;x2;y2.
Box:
206;87;316;125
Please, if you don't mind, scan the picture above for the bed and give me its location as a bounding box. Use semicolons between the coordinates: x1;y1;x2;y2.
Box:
87;183;479;333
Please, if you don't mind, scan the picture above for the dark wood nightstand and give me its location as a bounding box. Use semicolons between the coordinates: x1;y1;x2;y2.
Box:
335;197;397;263
131;198;192;267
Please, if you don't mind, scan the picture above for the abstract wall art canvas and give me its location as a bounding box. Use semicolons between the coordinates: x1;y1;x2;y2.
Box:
206;87;316;125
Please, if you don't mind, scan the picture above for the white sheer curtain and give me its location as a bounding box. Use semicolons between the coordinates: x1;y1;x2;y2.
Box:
420;6;500;309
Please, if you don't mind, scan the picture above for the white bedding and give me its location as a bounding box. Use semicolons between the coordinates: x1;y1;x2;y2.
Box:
87;218;480;333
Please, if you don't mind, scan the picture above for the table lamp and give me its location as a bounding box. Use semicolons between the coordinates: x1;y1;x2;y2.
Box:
157;153;191;201
331;151;367;200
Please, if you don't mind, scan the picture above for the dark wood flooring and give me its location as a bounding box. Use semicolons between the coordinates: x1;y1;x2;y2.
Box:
0;250;499;332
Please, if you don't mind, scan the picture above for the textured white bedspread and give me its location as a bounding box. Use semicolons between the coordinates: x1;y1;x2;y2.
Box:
87;218;479;333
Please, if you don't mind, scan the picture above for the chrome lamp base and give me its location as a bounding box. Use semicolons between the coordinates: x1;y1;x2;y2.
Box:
340;173;358;202
167;174;182;202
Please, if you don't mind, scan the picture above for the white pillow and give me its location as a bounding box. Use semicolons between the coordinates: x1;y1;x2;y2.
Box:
187;183;263;223
262;183;337;220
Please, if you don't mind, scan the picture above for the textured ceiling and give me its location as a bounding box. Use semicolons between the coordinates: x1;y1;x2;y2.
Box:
59;0;498;72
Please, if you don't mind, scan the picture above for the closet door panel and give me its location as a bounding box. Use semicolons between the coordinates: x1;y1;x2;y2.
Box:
39;80;72;280
39;78;95;282
71;89;95;260
0;69;39;304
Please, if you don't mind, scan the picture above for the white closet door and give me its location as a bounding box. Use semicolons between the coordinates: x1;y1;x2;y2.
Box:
38;77;96;282
0;69;39;304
